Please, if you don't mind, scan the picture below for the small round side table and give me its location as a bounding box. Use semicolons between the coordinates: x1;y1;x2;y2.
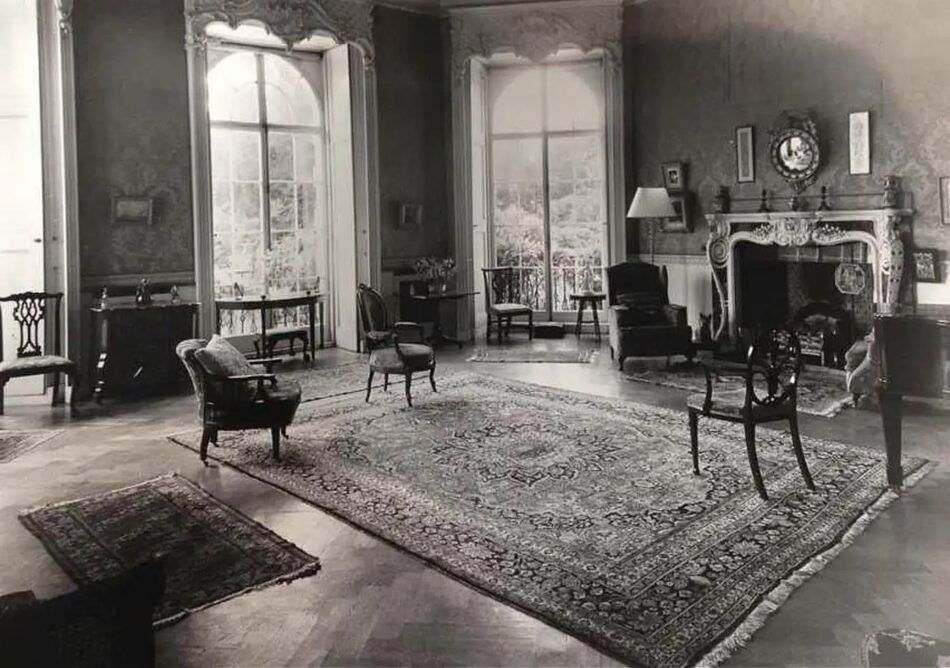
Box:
569;292;606;342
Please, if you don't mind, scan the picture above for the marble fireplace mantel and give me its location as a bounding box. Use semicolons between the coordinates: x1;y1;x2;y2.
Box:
704;208;913;342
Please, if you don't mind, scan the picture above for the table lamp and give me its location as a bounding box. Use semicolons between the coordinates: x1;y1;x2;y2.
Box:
627;187;675;264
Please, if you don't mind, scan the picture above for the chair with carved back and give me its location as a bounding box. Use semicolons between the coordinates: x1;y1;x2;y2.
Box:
686;328;815;500
357;284;436;407
481;267;534;344
0;292;78;416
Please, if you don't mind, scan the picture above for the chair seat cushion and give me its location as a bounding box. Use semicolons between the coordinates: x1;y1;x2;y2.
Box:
369;344;434;373
687;388;789;419
0;355;75;377
259;379;302;404
490;303;532;315
194;334;256;378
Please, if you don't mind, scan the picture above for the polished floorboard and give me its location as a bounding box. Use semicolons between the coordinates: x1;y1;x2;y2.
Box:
1;340;948;667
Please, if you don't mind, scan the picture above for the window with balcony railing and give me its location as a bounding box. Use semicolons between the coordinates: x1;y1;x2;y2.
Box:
488;59;607;315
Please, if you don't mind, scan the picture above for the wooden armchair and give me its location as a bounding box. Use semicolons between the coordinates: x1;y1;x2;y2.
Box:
358;284;436;407
481;267;534;344
176;336;301;462
686;328;815;500
0;291;79;416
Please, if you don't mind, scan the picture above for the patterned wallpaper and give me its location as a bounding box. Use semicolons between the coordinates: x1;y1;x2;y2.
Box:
74;0;194;279
625;0;950;257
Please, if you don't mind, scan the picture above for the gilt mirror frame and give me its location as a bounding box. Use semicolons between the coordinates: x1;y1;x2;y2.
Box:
768;110;821;193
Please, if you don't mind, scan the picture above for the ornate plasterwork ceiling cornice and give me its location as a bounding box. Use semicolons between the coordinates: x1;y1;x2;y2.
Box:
449;0;622;78
184;0;374;64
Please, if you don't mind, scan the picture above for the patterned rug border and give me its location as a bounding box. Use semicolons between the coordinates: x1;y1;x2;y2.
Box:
467;349;597;364
698;460;936;667
625;363;853;419
0;429;63;464
166;373;932;666
18;473;322;628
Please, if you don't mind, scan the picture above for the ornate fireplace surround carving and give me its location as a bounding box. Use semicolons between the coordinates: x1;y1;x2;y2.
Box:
705;208;913;342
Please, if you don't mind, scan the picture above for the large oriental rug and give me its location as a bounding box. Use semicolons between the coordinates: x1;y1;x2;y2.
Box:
19;474;320;626
282;361;376;403
169;374;928;667
626;360;854;418
0;429;61;463
468;348;597;363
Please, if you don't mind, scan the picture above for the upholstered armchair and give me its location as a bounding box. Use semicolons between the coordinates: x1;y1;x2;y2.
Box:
176;336;302;461
357;282;426;352
0;559;165;668
606;262;693;370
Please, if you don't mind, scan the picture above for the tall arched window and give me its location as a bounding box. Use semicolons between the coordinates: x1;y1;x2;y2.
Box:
207;47;328;306
488;59;607;316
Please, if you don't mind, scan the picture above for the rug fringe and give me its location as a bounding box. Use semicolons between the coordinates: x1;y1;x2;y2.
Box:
695;460;937;667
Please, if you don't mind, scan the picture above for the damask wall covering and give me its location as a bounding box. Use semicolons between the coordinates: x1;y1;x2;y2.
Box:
73;0;193;279
626;0;950;268
375;6;450;266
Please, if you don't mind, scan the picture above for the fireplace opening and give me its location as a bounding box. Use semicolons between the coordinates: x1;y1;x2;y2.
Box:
735;243;871;366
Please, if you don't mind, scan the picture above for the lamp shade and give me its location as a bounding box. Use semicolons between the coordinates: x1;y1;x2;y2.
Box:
627;187;675;218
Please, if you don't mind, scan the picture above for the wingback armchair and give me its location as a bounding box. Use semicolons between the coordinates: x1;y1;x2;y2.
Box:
606;262;693;370
176;336;301;461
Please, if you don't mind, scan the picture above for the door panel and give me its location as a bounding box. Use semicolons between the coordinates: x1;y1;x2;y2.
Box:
1;0;45;396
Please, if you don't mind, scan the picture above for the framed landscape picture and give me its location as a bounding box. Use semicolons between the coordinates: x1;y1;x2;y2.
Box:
736;126;754;183
111;196;154;225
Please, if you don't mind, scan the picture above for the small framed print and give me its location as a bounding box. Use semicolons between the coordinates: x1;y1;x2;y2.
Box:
940;176;950;226
397;202;423;229
912;248;941;283
111;196;154;225
661;193;692;233
735;126;754;183
661;161;686;192
849;111;871;175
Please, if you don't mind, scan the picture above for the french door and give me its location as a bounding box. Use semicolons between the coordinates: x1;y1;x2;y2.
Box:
488;60;608;318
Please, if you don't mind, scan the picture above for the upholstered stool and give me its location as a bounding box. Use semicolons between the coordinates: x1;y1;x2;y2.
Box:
366;342;436;407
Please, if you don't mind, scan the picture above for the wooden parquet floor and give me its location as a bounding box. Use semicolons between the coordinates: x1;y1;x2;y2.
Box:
1;343;948;667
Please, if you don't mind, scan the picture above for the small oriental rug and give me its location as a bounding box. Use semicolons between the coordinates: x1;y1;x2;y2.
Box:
0;429;61;464
468;348;596;363
625;360;854;418
863;629;950;667
19;474;320;626
169;374;928;667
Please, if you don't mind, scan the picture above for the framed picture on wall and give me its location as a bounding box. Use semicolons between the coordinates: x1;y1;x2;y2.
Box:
940;176;950;226
111;196;154;225
912;248;941;283
735;126;754;183
661;161;686;192
661;193;692;233
849;111;871;175
397;202;423;230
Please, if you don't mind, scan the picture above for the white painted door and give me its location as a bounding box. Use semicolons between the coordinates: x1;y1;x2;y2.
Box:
0;0;46;396
325;44;359;351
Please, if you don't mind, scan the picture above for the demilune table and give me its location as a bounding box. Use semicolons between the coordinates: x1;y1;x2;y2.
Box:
411;290;479;348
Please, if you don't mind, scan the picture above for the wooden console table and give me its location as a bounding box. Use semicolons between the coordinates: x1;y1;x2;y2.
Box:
90;301;198;402
874;313;950;487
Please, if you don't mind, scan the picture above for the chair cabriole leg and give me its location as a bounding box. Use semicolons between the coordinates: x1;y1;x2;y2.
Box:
404;373;413;407
688;410;700;474
744;420;768;500
365;370;375;402
789;413;815;490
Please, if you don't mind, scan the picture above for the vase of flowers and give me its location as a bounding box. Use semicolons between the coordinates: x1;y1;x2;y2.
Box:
414;256;457;295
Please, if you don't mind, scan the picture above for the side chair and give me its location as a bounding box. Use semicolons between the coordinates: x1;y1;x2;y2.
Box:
481;267;534;344
358;284;436;407
0;291;79;416
686;328;815;500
